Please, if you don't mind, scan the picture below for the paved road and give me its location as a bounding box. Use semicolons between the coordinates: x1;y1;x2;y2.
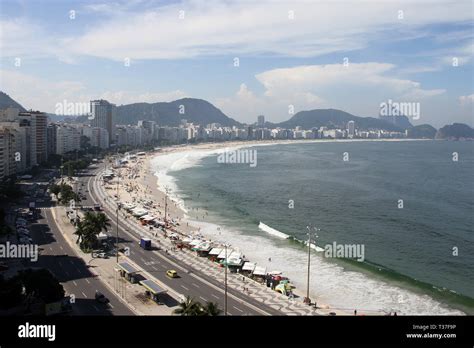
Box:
82;164;283;316
29;206;134;316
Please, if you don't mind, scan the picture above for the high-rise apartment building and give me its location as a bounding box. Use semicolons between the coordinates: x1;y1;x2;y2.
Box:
90;100;116;143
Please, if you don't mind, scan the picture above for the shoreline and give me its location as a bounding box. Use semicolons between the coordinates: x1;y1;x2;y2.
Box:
117;138;464;315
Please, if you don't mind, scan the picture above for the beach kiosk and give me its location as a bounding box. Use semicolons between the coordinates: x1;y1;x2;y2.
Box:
139;279;167;303
117;262;140;284
242;262;256;276
252;266;267;283
207;248;222;262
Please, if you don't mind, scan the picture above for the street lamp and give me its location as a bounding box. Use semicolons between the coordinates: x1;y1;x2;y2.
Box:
222;235;229;316
115;168;120;263
304;224;320;306
164;186;170;225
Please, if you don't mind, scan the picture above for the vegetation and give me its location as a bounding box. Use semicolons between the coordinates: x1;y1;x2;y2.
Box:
0;178;24;200
74;212;110;251
49;183;79;205
0;208;13;239
0;274;24;310
173;296;222;316
19;268;65;304
0;269;65;310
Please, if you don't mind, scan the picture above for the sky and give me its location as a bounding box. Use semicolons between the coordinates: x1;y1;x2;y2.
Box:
0;0;473;127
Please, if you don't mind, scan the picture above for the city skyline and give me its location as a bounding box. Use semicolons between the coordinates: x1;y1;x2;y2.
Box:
0;0;472;128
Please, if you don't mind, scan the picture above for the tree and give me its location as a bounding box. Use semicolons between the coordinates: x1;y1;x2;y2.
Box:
74;212;110;251
49;183;61;198
58;183;79;205
0;275;24;310
203;302;222;316
173;296;204;316
17;269;65;304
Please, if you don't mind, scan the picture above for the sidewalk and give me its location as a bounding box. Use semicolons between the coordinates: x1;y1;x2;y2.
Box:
95;167;340;316
50;204;180;315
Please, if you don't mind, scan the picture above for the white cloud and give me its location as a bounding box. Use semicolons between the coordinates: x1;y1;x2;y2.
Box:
0;69;187;113
215;62;447;123
100;90;188;105
1;0;472;61
459;94;474;104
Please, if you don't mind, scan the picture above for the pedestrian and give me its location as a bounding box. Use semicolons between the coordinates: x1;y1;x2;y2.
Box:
354;309;357;316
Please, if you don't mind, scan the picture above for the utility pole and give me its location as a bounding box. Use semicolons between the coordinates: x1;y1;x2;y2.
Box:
115;149;120;263
164;186;170;225
224;240;228;316
305;225;320;306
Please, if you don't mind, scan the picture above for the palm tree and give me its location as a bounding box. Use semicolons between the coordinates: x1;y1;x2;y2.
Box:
74;220;86;245
173;296;203;316
203;302;222;316
94;212;110;233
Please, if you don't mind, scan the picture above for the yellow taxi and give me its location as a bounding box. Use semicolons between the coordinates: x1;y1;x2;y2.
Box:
166;270;178;278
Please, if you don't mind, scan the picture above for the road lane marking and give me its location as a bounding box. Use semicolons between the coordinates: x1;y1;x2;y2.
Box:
85;279;91;284
82;292;87;298
233;306;244;313
72;281;77;286
151;266;158;271
199;296;207;302
181;285;189;291
59;246;64;251
191;283;200;288
108;303;114;309
211;294;220;299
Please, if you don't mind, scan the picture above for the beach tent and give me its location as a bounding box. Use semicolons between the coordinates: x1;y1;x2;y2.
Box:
208;248;222;256
242;262;256;272
228;251;242;259
269;270;282;276
217;249;233;259
253;266;267;276
189;239;202;247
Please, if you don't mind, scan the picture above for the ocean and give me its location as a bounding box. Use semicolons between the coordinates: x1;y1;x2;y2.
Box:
151;140;474;315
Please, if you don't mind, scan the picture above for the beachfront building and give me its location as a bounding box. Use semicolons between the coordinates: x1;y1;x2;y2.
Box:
55;124;81;155
82;125;110;149
0;126;17;180
347;120;355;138
90;99;116;143
0;107;41;169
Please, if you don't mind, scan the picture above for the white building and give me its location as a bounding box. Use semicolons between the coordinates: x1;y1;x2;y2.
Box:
82;126;109;149
347;120;355;138
56;125;81;155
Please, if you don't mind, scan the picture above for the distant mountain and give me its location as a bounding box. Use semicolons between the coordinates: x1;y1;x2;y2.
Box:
379;115;413;129
275;109;410;131
407;124;437;139
435;123;474;140
0;92;27;112
115;98;242;127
